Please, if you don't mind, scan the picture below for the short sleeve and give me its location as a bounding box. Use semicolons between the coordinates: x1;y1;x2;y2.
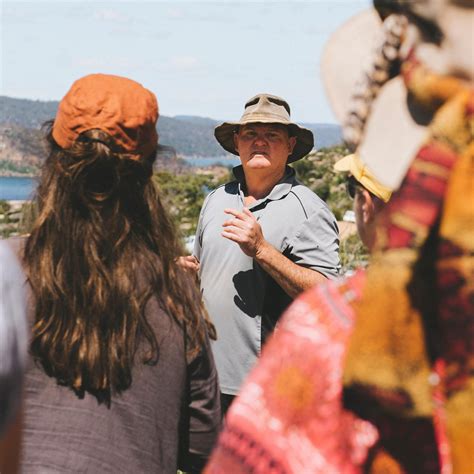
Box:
284;205;341;279
193;216;203;262
193;191;213;262
0;241;28;436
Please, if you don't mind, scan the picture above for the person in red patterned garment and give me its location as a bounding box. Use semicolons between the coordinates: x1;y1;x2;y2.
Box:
204;1;473;473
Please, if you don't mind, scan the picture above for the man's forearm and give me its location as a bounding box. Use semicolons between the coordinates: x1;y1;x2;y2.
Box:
255;240;327;299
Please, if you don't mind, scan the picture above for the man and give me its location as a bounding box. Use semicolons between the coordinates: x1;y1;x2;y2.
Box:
204;154;395;472
334;153;392;249
185;93;340;411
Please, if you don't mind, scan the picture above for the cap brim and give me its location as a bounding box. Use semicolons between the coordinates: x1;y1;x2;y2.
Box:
214;120;314;163
334;154;354;173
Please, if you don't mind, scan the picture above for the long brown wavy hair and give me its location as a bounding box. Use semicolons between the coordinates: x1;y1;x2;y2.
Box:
23;122;214;405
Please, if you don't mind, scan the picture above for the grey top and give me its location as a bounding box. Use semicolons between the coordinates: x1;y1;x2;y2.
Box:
0;240;28;436
6;238;221;474
194;165;340;395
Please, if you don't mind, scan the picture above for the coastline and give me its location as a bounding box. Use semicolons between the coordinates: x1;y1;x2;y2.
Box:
0;172;38;178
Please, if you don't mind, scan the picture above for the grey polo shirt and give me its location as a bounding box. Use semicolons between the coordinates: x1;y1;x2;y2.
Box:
194;165;340;395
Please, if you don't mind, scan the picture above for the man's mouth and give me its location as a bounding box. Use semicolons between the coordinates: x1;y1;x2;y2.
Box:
250;151;269;158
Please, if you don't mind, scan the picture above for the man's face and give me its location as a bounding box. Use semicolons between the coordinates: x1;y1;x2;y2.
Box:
348;176;380;251
234;123;296;173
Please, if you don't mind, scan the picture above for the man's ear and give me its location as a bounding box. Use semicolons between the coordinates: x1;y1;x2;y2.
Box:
288;136;297;153
360;188;376;225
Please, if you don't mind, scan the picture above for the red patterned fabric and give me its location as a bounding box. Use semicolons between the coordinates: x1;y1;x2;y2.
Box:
205;273;377;474
343;56;474;473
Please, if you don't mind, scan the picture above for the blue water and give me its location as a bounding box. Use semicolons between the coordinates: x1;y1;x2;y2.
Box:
0;177;37;200
183;156;240;167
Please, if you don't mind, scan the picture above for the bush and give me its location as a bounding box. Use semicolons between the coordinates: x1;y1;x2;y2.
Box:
292;146;352;221
153;169;230;237
339;233;369;273
0;200;11;214
293;146;369;272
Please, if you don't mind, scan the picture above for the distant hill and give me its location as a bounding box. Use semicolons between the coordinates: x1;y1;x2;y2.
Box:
0;95;343;175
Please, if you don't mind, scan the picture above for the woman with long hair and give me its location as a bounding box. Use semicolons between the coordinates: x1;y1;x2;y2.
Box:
9;74;220;473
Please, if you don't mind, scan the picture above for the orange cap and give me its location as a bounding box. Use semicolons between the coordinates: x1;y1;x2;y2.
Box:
52;74;158;158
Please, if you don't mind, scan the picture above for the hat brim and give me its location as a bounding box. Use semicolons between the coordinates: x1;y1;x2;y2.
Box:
357;77;428;190
321;9;381;124
214;119;314;163
321;10;429;190
333;154;354;173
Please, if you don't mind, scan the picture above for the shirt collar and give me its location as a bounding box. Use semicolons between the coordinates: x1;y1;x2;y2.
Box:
232;165;296;205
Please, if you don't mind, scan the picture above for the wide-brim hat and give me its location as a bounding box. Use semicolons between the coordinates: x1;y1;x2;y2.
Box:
321;2;473;190
214;93;314;163
321;10;428;191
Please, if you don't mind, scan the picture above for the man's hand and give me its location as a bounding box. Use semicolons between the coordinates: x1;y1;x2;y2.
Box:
221;208;266;258
222;207;327;298
177;255;200;273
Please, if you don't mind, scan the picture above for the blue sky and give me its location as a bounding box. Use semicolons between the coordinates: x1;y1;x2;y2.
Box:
1;1;370;123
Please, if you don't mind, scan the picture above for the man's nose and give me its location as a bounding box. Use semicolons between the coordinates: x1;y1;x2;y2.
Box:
253;134;267;145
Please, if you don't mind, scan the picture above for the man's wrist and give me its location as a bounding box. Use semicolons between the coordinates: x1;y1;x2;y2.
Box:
254;239;272;262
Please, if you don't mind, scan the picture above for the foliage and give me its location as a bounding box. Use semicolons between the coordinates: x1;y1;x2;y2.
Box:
293;145;369;272
0;200;12;237
339;233;370;272
0;160;39;175
0;200;11;214
154;169;231;237
0;200;38;238
292;145;353;221
18;201;39;235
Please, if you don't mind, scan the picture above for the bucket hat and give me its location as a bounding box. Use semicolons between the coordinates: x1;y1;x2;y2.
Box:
52;74;158;158
214;93;314;163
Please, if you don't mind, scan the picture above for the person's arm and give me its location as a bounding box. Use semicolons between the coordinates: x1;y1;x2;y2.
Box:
254;239;327;298
222;208;332;298
178;331;221;473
